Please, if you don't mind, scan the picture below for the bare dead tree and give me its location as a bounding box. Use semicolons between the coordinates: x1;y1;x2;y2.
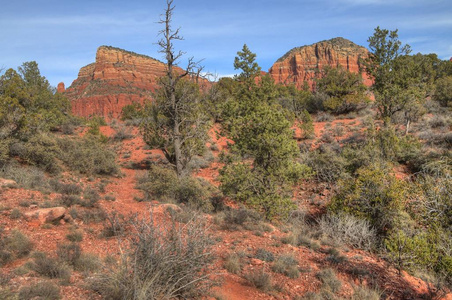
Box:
142;0;209;177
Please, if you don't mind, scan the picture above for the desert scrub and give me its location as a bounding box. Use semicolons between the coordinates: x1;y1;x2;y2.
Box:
30;252;71;281
255;248;275;262
316;268;342;293
57;135;119;176
271;253;300;279
0;163;49;191
224;253;242;274
89;213;215;299
137;165;216;211
18;281;61;300
66;230;83;242
245;268;273;292
0;229;33;265
318;212;377;250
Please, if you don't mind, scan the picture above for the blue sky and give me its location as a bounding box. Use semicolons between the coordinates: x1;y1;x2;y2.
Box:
1;0;451;88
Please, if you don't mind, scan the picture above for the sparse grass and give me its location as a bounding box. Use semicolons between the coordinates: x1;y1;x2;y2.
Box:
49;179;82;195
66;230;83;242
0;287;16;300
18;281;61;300
271;253;300;279
245;268;273;292
224;253;242;274
101;212;125;238
81;187;100;207
9;208;22;220
74;253;101;273
351;285;382;300
316;112;334;122
69;207;107;224
88;213;215;299
325;248;348;264
0;163;49;191
57;242;81;266
255;248;275;262
137;165;215;211
222;207;261;230
30;252;71;281
59;194;81;207
316;268;342;293
0;229;34;265
112;124;133;141
104;194;116;201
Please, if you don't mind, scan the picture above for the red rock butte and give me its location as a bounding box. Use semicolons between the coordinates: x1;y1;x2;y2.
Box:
65;46;174;119
268;37;372;89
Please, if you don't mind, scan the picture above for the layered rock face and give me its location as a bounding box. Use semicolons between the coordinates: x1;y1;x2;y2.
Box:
269;37;372;89
65;46;170;119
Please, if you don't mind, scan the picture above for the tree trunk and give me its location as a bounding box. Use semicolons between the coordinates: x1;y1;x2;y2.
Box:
173;124;183;177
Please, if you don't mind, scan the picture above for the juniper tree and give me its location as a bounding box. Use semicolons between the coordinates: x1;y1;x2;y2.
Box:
363;27;424;127
220;45;311;220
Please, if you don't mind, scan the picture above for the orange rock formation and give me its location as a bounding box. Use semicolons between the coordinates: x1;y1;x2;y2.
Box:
269;37;372;89
65;46;171;119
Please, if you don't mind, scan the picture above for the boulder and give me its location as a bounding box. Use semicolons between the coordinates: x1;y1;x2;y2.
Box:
24;207;67;224
0;178;17;188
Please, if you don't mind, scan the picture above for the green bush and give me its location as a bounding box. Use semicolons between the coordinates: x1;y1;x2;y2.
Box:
58;135;119;175
315;66;369;114
0;229;33;266
81;187;100;208
302;147;347;183
21;134;61;174
299;109;315;139
137;165;215;211
329;164;405;236
0;163;48;191
434;76;452;107
121;102;144;121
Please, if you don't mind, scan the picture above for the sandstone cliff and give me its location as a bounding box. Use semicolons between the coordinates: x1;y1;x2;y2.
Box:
269;37;371;89
65;46;171;119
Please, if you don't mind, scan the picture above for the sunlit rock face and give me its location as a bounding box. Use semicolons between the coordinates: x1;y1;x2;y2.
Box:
65;46;170;119
269;37;372;90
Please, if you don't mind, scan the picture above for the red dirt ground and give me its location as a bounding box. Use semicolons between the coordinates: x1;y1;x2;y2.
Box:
0;122;450;300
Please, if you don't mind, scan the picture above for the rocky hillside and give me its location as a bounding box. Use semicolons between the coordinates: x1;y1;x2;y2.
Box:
269;37;372;89
63;46;171;119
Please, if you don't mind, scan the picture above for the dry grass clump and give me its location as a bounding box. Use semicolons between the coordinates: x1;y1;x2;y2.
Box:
88;213;215;299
